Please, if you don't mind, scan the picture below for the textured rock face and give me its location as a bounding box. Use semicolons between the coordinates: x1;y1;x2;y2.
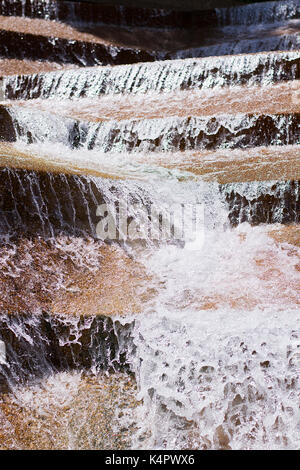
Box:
0;0;299;451
0;107;16;142
0;312;134;392
2;104;300;152
0;166;106;238
222;180;300;226
0;372;140;450
0;29;158;67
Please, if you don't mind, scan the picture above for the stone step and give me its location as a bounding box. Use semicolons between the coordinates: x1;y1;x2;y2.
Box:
1;141;300;185
11;80;299;122
3;26;296;68
0;0;298;28
0;162;298;241
3;50;298;101
0;58;77;79
1;105;299;152
0;0;298;67
0;28;158;68
0;371;138;449
0;235;151;318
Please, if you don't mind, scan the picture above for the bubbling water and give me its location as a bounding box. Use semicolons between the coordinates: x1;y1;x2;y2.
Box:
0;371;140;450
0;0;299;450
4;50;299;100
130;306;300;449
128;223;300;449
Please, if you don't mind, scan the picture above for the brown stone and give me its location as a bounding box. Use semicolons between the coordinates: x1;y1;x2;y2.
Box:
0;372;140;450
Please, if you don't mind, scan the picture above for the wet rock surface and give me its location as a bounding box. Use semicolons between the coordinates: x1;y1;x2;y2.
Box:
0;106;16;142
0;371;140;449
223;180;300;225
0;29;158;67
0;311;134;392
0;0;299;451
0;166;105;238
4;51;299;101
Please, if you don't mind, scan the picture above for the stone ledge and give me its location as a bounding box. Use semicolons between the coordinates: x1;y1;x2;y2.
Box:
0;29;157;67
0;311;134;392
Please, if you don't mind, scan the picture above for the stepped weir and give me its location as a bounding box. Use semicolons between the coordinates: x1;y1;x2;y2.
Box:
0;0;299;450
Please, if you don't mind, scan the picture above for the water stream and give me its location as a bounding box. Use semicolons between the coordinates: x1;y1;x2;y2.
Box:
0;0;299;451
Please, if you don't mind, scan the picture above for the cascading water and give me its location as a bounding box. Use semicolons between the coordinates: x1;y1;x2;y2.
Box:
0;0;59;20
0;0;299;75
3;50;299;100
0;0;299;451
175;35;300;60
6;106;300;152
130;305;300;449
216;0;300;26
0;152;299;449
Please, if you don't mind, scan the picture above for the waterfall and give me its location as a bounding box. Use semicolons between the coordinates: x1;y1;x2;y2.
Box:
0;0;59;20
0;0;299;27
175;35;300;61
222;180;300;225
0;0;299;451
4;51;299;100
0;0;298;73
0;312;133;392
7;106;300;152
130;307;300;449
216;0;300;26
0;165;181;240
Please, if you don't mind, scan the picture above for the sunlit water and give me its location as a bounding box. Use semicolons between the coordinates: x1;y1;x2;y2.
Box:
0;0;299;451
2;167;299;449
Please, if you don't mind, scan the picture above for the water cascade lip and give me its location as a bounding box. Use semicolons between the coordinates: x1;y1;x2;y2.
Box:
1;141;300;186
174;33;300;60
0;0;299;28
3;50;299;100
216;0;300;27
10;80;300;122
0;0;298;73
0;311;135;393
222;179;300;225
2;104;300;153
